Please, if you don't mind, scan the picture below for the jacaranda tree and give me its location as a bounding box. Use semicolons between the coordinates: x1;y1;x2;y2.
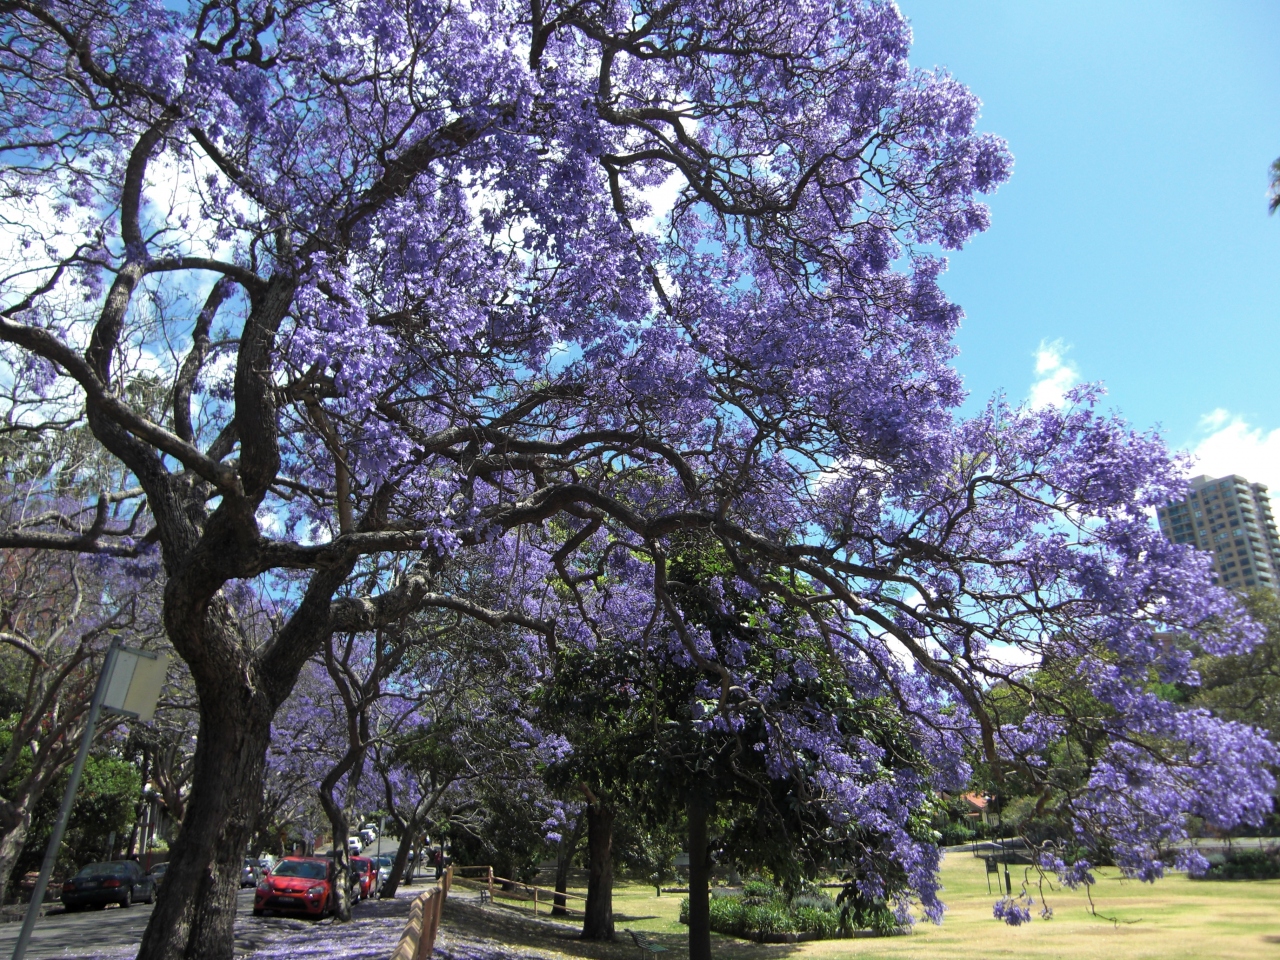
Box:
1;2;1275;959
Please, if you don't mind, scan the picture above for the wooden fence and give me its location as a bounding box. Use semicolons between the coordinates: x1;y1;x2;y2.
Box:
451;865;587;917
392;865;453;960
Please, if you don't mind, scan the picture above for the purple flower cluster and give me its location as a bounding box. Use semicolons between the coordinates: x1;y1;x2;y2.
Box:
992;893;1035;926
3;0;1274;949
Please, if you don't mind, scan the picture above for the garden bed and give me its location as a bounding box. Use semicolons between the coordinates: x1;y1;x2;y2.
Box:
678;880;903;942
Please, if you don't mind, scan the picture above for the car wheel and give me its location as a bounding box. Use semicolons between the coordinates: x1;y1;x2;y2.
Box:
120;887;132;909
64;904;82;914
146;883;155;904
252;908;264;917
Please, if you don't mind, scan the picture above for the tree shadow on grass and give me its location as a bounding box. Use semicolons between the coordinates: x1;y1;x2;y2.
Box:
439;897;807;960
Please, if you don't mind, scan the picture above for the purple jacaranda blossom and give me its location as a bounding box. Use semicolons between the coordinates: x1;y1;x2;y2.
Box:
1;0;1269;952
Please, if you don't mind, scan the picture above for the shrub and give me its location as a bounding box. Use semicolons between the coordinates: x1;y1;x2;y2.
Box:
740;902;793;935
681;884;851;940
791;890;837;912
793;906;840;938
1194;848;1280;881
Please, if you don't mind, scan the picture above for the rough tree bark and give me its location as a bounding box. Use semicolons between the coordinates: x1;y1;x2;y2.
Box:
378;812;420;899
135;682;276;960
580;787;615;941
0;817;31;903
552;817;585;916
318;762;359;921
687;794;713;960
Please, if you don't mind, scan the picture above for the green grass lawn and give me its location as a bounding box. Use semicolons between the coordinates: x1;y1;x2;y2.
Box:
462;851;1280;960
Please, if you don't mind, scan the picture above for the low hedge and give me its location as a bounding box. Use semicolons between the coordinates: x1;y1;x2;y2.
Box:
1193;848;1280;881
679;884;893;941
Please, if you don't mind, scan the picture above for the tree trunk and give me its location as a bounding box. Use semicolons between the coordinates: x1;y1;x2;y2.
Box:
0;817;30;904
379;814;419;899
135;687;275;960
552;817;584;916
318;756;359;921
319;791;353;921
580;800;615;941
687;794;713;960
127;749;152;857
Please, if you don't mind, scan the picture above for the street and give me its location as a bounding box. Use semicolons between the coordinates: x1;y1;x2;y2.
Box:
0;838;424;959
0;891;255;960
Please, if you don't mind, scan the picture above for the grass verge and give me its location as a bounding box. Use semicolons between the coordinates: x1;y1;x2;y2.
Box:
445;850;1280;960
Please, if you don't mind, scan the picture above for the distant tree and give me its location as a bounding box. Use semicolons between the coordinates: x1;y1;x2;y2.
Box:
0;543;163;896
1193;589;1280;744
4;4;1276;959
13;749;141;892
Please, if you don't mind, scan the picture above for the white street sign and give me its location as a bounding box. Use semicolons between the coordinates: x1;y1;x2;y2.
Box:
101;646;168;722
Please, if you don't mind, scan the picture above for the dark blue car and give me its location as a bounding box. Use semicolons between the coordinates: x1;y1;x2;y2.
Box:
61;861;156;911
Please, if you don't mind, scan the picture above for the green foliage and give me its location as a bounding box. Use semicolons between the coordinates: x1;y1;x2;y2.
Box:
445;784;546;884
741;878;777;900
12;751;140;889
1193;847;1280;881
838;888;900;937
613;819;682;888
1192;589;1280;742
679;883;862;940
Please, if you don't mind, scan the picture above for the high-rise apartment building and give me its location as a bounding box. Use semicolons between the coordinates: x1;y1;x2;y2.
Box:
1156;474;1280;593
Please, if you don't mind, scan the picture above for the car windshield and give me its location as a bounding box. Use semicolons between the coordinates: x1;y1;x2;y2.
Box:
271;860;328;880
76;863;128;877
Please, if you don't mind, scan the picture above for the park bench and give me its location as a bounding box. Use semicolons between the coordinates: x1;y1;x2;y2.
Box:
628;930;668;958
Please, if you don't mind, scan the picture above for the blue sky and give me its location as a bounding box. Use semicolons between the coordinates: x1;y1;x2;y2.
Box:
902;0;1280;488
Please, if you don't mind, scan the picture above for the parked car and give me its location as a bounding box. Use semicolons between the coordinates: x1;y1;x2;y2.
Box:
241;859;263;888
252;856;336;919
62;861;156;911
258;855;276;874
350;856;376;899
347;836;362;856
372;855;393;890
359;826;377;846
148;862;168;881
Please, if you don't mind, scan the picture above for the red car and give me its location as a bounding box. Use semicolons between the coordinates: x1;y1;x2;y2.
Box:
351;856;376;900
252;856;335;918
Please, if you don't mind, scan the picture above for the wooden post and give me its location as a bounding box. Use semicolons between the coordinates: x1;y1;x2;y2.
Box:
393;891;427;960
487;866;493;904
422;888;442;960
533;887;538;915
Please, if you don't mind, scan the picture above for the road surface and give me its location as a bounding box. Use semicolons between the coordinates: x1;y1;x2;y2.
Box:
0;890;255;959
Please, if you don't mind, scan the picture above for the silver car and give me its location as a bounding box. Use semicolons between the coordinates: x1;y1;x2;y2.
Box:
241;859;263;888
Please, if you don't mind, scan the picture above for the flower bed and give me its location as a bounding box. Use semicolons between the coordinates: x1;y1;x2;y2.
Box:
678;880;899;942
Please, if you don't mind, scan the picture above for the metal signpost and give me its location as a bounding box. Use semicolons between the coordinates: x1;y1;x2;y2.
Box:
11;639;167;960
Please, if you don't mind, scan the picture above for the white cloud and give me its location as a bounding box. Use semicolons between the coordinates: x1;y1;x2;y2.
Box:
1189;409;1280;493
1027;338;1081;409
